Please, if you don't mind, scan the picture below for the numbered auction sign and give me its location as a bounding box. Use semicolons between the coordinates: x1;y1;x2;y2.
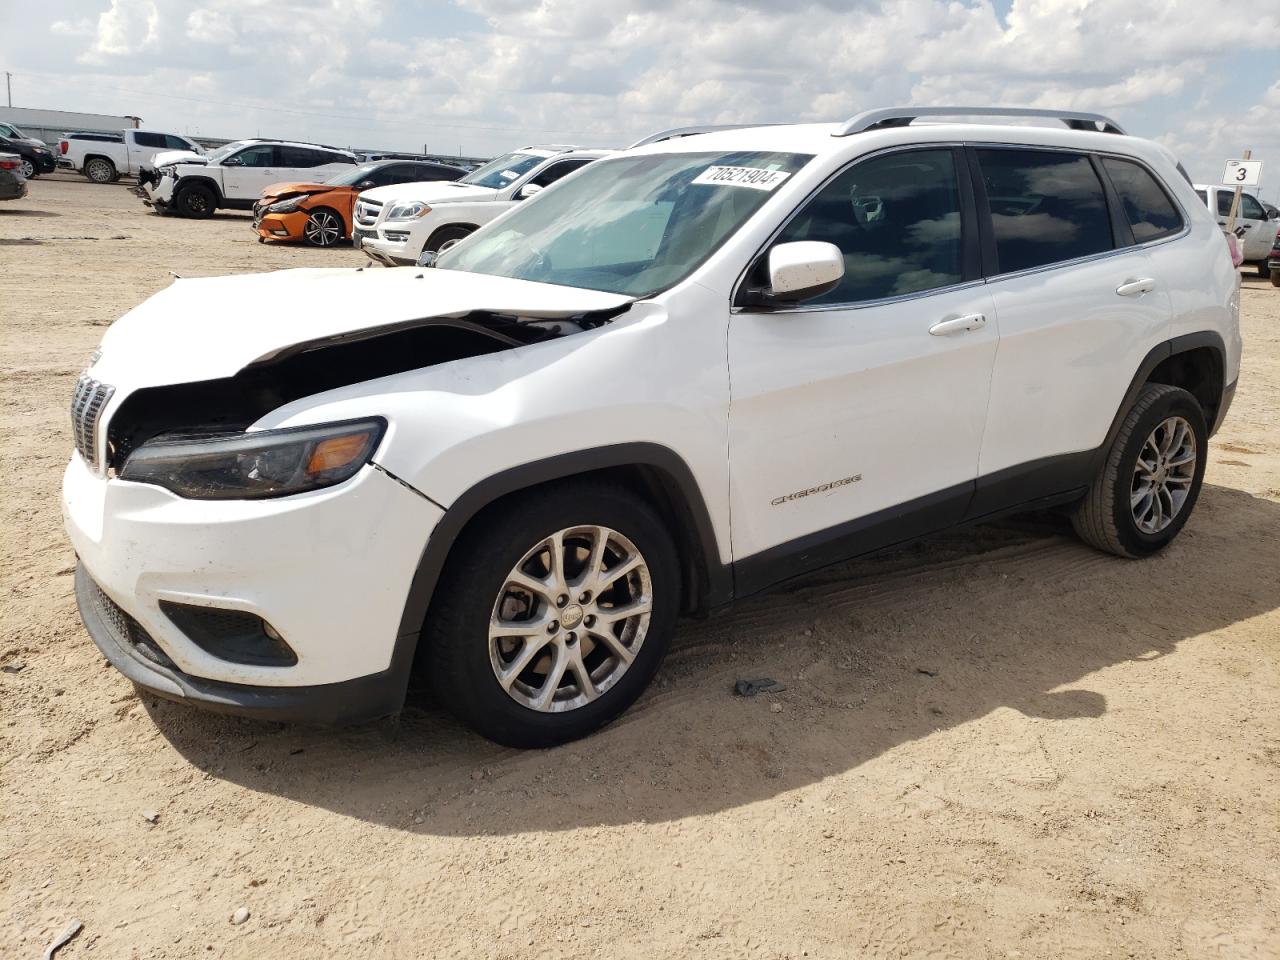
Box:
1221;160;1263;187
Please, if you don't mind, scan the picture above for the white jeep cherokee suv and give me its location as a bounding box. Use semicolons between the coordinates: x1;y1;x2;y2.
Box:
65;107;1240;748
354;146;608;265
144;139;357;218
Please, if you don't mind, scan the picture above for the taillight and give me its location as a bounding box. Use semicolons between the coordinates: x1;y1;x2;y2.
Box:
1225;233;1244;268
59;140;68;154
0;158;18;171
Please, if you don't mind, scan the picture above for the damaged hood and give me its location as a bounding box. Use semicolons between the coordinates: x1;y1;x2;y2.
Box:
90;267;633;390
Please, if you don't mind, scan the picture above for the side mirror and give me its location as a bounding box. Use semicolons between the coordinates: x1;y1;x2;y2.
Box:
356;180;376;190
517;182;543;200
741;241;844;307
222;157;242;166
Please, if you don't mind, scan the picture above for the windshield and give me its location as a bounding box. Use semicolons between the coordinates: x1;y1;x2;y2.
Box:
1;123;28;139
206;140;254;163
459;152;546;189
436;151;812;297
326;162;384;186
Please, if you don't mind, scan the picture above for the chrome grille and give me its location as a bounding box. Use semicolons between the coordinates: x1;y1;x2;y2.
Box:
70;374;114;471
354;199;382;227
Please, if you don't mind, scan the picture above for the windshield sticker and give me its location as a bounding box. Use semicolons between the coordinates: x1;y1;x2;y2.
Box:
691;165;791;191
499;170;519;180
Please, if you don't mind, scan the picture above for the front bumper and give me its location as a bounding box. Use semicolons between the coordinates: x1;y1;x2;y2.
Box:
32;153;56;173
254;209;308;242
64;454;444;720
143;176;175;209
360;232;416;266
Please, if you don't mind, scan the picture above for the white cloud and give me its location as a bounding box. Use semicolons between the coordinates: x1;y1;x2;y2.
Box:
2;0;1277;189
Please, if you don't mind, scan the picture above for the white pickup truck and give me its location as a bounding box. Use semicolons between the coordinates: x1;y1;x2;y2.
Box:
58;130;205;183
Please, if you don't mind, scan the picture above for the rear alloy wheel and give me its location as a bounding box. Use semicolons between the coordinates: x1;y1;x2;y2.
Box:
1072;383;1207;558
19;158;35;179
84;157;116;183
427;483;679;747
302;208;344;247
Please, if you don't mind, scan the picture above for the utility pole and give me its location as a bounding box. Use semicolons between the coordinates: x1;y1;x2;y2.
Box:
5;72;12;108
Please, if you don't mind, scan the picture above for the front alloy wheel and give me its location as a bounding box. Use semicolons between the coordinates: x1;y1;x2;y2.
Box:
302;209;343;247
20;158;35;179
427;482;679;747
489;526;653;713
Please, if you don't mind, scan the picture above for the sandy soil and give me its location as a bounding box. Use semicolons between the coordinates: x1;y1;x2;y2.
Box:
2;175;1279;959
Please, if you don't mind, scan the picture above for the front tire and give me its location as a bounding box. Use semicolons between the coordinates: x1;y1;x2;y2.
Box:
302;207;344;247
426;482;680;748
1072;383;1207;558
423;224;473;257
174;183;216;218
84;157;116;183
19;158;35;179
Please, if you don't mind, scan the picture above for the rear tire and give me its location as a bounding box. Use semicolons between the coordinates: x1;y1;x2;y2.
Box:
1271;268;1280;288
84;157;116;184
1259;261;1272;279
1072;383;1207;558
425;482;680;748
174;183;216;219
302;207;344;247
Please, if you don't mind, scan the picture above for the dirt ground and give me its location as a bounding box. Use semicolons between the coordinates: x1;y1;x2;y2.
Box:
2;174;1278;959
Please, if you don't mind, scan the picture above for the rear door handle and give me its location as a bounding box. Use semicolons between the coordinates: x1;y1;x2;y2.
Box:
929;313;986;336
1116;278;1157;297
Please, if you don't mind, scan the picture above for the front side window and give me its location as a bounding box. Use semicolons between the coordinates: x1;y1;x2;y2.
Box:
230;144;276;167
977;149;1113;274
1101;157;1183;242
134;132;167;148
206;140;254;163
437;151;811;297
459;152;546;189
772;148;964;304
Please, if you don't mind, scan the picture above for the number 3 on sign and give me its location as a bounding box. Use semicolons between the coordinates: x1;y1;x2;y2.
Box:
1221;160;1262;187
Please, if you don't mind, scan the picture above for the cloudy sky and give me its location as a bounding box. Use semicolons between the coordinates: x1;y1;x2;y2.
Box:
2;0;1277;192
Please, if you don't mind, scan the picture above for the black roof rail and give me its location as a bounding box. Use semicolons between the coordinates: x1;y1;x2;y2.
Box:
833;106;1127;137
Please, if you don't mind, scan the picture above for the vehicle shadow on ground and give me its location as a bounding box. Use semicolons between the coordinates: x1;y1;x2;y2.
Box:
146;483;1280;835
0;208;59;217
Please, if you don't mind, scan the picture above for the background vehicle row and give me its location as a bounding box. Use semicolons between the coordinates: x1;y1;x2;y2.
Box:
355;145;609;264
253;159;467;247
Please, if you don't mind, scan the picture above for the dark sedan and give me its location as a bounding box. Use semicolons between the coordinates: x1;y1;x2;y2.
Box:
0;135;56;179
0;153;29;201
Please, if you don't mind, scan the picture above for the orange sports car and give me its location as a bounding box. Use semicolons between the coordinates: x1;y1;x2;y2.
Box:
254;158;466;247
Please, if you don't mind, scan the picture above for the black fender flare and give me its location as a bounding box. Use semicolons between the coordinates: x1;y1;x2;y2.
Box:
391;442;731;674
1098;330;1228;465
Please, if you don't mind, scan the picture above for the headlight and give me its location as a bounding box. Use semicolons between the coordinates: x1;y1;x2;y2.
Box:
267;196;305;214
119;419;385;500
158;165;176;177
385;200;430;221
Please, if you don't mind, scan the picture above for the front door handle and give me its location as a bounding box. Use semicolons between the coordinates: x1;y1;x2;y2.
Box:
1116;278;1157;297
929;313;986;336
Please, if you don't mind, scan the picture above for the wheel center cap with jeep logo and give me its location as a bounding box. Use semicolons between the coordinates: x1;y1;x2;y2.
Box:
561;604;585;630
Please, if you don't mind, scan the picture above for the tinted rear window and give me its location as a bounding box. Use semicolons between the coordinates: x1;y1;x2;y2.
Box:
977;149;1113;274
1101;157;1183;242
